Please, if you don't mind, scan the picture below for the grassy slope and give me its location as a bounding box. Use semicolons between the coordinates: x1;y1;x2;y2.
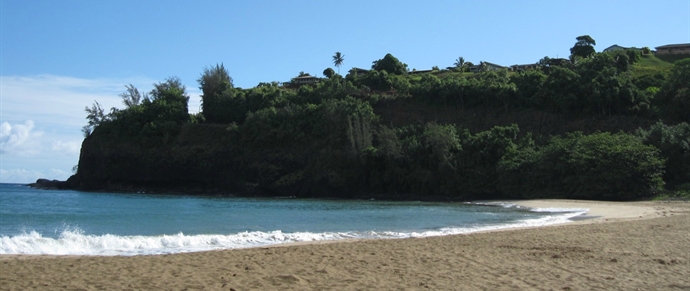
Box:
631;54;686;78
407;54;686;80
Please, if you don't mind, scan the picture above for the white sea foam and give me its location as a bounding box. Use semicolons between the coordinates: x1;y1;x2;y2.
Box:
471;202;589;214
0;206;586;256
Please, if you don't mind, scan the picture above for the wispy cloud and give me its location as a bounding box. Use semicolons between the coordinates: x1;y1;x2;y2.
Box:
0;120;43;156
0;74;156;128
0;169;45;184
51;140;82;155
1;74;202;125
50;168;74;179
0;74;150;183
0;74;202;183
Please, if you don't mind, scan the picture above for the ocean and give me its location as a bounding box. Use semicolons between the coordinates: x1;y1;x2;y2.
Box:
0;183;587;256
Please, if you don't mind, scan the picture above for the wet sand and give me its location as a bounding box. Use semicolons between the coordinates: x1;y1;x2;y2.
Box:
1;200;688;290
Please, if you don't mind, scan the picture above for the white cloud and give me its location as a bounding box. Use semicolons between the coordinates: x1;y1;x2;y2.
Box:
0;74;155;129
187;87;202;114
1;74;201;126
0;74;200;184
0;122;9;136
50;168;74;180
51;140;82;155
0;120;43;156
0;169;44;184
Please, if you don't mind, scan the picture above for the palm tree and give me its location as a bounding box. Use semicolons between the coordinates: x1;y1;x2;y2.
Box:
454;57;465;72
333;52;345;75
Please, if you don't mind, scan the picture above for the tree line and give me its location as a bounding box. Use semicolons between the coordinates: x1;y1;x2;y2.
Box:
79;40;690;200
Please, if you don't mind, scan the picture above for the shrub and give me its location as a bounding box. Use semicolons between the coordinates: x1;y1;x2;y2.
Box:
499;132;665;200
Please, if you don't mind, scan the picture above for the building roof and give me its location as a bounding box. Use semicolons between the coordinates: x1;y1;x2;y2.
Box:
603;44;642;52
655;43;690;49
482;62;507;68
603;44;626;51
511;63;539;67
294;75;319;79
409;69;434;74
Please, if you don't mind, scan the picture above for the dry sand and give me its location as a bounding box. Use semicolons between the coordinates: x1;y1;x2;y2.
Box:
1;200;689;290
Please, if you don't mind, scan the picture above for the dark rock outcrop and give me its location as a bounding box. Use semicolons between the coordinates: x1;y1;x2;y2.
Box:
28;178;73;190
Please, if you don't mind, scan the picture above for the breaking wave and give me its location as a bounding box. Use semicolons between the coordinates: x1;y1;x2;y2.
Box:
1;206;587;256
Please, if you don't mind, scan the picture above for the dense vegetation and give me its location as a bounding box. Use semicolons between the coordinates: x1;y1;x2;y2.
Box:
71;38;690;201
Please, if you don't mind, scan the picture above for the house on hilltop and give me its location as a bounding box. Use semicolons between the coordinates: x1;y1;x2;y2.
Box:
510;63;540;71
409;69;434;75
603;44;641;53
655;43;690;55
348;67;370;77
283;75;321;87
294;75;320;84
544;58;571;67
469;61;508;73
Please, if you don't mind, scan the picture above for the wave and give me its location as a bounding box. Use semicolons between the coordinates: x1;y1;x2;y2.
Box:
470;201;589;213
0;207;586;256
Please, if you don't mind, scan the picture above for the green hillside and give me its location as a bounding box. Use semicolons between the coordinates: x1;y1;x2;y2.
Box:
631;54;676;78
63;34;690;201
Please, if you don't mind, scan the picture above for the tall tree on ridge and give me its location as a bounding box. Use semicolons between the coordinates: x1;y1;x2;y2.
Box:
198;63;233;118
333;52;345;75
454;57;465;71
570;35;596;60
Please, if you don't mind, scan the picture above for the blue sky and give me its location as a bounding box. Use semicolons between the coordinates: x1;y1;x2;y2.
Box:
1;0;689;183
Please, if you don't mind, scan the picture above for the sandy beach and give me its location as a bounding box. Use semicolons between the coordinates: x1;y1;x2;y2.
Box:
1;199;688;290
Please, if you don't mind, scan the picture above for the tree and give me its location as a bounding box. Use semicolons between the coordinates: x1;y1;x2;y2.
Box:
570;35;596;59
333;52;345;75
198;64;233;118
538;56;551;66
656;59;690;122
637;121;690;187
323;68;335;79
499;132;665;200
479;61;488;72
119;84;145;108
198;64;233;95
372;53;407;75
454;57;465;71
148;76;190;124
82;100;107;137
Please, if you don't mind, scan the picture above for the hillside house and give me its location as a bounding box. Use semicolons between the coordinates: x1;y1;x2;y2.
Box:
409;69;434;75
348;67;370;77
544;58;571;67
469;62;508;73
292;75;320;85
283;75;321;87
510;63;540;71
602;44;641;53
655;43;690;55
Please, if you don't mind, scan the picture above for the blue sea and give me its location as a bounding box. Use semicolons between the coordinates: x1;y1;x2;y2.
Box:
0;183;587;256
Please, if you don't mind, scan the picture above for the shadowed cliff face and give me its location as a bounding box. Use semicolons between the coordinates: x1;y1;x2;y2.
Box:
372;99;657;139
73;124;245;194
68;104;667;201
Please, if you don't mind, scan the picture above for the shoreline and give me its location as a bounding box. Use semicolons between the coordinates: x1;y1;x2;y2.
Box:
2;200;688;290
512;199;665;223
0;199;677;259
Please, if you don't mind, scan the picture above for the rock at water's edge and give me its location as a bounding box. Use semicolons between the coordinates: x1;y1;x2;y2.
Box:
28;178;72;190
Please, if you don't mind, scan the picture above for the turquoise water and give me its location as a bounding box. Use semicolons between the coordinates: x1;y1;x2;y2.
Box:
0;183;586;256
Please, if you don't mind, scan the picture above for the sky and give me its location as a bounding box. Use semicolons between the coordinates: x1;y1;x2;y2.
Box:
1;0;689;183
